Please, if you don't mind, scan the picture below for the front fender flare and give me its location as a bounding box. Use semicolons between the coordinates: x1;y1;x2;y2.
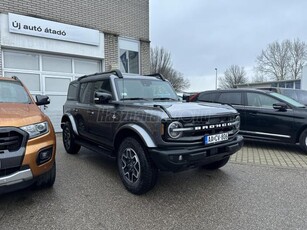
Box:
116;124;157;148
61;113;79;135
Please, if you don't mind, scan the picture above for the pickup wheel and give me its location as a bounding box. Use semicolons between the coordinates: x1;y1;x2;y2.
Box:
117;137;158;195
202;156;230;170
299;129;307;153
62;121;81;154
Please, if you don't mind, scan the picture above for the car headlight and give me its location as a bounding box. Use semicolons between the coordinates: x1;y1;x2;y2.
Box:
167;121;183;139
21;121;49;139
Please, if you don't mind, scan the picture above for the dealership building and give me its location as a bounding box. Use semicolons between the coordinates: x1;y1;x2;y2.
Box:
0;0;150;131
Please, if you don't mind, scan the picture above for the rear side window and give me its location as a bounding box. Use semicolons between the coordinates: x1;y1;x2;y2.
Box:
198;92;217;102
67;82;79;100
217;92;242;105
79;83;92;104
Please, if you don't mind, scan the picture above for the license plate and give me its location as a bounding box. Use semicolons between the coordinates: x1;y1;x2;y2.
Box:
204;133;228;144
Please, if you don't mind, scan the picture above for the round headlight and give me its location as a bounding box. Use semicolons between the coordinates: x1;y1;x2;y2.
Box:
168;121;183;139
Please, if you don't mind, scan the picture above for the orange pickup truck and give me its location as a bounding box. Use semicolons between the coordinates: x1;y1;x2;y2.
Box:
0;76;56;194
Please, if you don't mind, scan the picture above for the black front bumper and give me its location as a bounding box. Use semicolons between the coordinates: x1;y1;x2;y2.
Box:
149;135;244;172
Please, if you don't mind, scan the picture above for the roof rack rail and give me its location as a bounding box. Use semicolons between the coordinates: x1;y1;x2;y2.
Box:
145;73;166;81
78;69;123;81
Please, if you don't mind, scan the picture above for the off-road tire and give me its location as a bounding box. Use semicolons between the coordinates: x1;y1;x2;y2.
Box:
62;121;81;154
202;156;230;170
117;137;158;195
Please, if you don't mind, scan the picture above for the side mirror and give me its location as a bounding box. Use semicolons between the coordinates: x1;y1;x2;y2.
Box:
273;103;287;111
94;91;112;104
36;95;50;106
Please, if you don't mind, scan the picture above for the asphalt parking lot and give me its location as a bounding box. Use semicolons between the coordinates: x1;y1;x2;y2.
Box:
1;135;307;230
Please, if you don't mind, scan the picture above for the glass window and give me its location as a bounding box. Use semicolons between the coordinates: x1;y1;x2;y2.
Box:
295;81;301;89
120;49;140;74
42;56;72;73
3;51;39;70
119;38;140;74
115;79;177;100
75;60;101;75
0;80;31;103
67;82;79;100
217;92;242;105
198;92;217;102
271;83;277;87
45;77;71;92
278;82;285;88
93;80;112;94
247;92;279;108
296;90;307;105
270;92;304;107
285;82;294;88
4;72;40;91
79;83;92;104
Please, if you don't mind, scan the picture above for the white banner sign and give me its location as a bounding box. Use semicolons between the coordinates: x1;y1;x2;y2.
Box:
8;13;100;46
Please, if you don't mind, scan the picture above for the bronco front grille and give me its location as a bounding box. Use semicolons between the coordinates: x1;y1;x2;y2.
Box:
0;130;24;152
164;115;239;143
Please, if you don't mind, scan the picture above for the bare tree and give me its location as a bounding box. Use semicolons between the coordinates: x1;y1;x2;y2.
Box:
256;40;290;81
255;39;307;81
288;39;307;79
150;47;190;91
219;65;248;89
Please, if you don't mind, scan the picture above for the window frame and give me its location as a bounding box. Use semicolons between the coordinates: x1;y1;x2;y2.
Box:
118;37;140;75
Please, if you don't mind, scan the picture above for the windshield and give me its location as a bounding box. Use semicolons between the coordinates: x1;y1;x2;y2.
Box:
0;80;31;104
270;92;305;107
280;88;307;105
115;78;178;101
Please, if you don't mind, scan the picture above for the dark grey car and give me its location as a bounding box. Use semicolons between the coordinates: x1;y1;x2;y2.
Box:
61;70;243;194
190;88;307;153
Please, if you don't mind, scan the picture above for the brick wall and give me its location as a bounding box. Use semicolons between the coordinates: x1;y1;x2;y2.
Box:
0;0;150;73
140;40;151;75
104;33;119;71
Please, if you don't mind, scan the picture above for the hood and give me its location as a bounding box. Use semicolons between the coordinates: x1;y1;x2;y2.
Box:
0;103;46;127
131;101;237;118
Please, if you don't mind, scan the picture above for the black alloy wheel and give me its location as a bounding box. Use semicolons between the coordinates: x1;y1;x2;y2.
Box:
117;137;158;195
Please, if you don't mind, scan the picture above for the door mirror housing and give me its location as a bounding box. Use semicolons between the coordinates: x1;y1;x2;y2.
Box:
94;91;112;104
273;103;287;111
36;95;50;106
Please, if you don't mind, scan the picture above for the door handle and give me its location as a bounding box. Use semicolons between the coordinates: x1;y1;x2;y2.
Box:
87;111;94;115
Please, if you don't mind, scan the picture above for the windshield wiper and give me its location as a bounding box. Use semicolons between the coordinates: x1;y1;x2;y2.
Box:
153;97;177;101
121;97;148;101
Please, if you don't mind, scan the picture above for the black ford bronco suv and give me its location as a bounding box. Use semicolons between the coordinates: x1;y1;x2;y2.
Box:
61;70;243;194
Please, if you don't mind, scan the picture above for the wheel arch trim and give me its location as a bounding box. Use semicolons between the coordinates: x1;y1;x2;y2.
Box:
115;124;157;148
61;113;79;135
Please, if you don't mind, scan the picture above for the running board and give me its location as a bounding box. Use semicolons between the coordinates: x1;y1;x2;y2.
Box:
75;139;115;159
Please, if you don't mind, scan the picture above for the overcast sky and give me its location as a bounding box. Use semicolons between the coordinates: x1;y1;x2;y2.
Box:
149;0;307;92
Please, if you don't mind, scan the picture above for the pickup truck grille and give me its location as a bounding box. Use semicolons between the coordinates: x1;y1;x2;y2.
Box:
0;130;24;152
0;166;20;177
